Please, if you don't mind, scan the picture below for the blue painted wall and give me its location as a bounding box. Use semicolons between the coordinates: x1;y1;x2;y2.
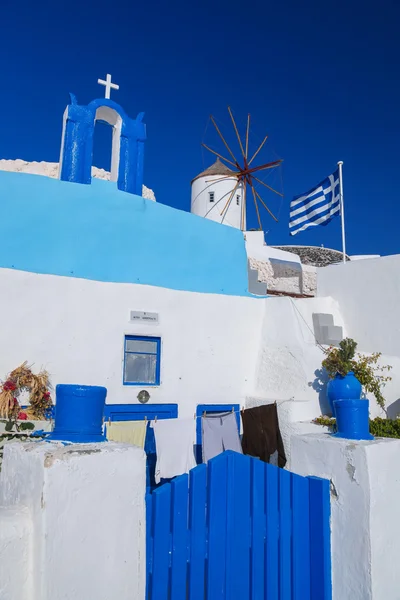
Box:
0;171;250;296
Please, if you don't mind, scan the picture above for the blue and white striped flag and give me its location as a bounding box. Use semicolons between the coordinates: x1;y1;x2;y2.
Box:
289;169;341;236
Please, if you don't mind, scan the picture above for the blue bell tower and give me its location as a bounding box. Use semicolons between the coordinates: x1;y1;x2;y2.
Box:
59;76;146;196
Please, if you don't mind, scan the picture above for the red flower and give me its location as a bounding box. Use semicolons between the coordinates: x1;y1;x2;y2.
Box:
18;412;27;420
4;380;17;392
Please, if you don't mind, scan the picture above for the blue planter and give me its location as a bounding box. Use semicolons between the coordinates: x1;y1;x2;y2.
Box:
334;398;374;441
327;371;362;416
48;384;107;443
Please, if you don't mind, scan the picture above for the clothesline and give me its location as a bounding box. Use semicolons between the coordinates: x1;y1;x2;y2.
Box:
104;402;279;427
106;403;287;483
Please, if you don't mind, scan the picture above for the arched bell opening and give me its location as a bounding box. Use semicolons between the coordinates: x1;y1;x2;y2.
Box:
93;106;122;182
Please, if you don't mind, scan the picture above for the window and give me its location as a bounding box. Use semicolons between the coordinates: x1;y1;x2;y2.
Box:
209;191;215;203
236;194;240;206
123;335;161;385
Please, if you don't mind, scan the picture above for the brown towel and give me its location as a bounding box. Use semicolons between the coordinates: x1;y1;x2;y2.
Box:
241;403;286;468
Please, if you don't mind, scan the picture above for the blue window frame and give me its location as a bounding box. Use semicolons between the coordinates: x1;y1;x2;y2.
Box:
123;335;161;386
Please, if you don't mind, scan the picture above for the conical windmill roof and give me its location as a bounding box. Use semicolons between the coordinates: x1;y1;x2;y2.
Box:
191;158;237;183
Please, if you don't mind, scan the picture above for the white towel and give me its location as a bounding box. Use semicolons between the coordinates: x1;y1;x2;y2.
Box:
152;419;196;484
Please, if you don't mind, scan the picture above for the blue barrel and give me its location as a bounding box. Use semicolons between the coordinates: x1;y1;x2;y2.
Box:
333;398;374;441
48;384;107;443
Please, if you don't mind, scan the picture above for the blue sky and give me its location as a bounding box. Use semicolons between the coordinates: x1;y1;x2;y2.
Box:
1;0;399;256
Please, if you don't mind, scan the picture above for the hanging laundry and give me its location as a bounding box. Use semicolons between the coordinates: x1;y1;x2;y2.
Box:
106;420;147;449
241;404;286;468
152;419;196;484
202;411;242;463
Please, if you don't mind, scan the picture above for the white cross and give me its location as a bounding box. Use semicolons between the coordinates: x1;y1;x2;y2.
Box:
97;73;119;99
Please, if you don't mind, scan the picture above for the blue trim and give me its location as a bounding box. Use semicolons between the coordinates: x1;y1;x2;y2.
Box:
123;335;161;386
103;403;177;421
195;404;240;463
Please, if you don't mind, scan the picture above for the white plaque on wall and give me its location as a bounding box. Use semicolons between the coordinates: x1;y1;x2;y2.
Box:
130;311;159;324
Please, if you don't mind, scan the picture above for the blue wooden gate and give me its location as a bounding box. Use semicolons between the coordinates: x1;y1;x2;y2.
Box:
146;451;331;600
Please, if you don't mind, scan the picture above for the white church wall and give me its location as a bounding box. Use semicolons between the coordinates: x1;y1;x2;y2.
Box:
0;268;264;418
318;255;400;356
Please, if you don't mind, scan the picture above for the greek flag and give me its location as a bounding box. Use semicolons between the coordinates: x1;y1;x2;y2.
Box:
289;169;341;236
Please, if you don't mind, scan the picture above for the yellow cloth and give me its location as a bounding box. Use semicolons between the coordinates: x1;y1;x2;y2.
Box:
106;420;147;448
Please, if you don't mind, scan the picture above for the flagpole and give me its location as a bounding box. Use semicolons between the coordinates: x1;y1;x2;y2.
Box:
337;160;346;264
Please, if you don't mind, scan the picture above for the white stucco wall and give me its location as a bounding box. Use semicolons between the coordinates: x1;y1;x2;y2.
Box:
0;441;146;600
291;433;400;600
251;293;400;420
0;506;32;600
252;295;345;408
191;174;244;229
317;255;400;356
0;268;263;418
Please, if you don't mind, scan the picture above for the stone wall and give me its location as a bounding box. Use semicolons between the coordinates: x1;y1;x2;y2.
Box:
249;257;317;296
0;159;156;200
273;245;349;267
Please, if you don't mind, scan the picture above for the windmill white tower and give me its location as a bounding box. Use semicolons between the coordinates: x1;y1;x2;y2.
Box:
191;108;283;231
191;158;245;229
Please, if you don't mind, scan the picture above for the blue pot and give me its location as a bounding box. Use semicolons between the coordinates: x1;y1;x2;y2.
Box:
48;384;107;443
333;398;374;441
327;371;362;416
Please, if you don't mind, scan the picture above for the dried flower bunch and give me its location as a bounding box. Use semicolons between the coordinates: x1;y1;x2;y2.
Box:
0;362;52;420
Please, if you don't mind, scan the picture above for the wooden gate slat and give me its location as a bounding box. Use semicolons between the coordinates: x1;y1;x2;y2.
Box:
150;484;171;600
206;452;228;600
250;457;265;600
279;468;292;600
188;464;207;600
170;474;189;600
308;476;332;600
265;463;279;600
146;493;153;599
225;452;251;600
146;452;332;600
292;473;311;599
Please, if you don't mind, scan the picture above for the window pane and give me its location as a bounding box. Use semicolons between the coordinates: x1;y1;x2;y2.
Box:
125;339;158;354
124;353;157;384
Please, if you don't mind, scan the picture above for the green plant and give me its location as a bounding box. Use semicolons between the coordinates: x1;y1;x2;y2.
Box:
314;416;400;439
322;338;392;412
0;418;35;433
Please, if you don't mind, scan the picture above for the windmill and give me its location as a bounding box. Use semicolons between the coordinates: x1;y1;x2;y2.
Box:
193;107;283;231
